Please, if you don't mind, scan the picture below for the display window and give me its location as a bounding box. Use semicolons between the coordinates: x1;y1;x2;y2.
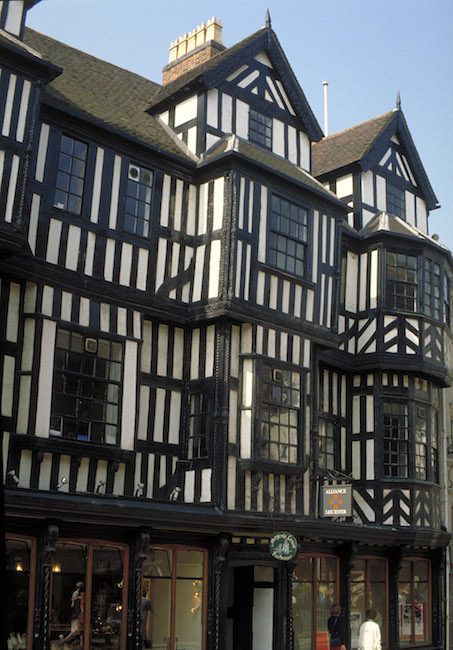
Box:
141;546;207;650
350;557;388;649
398;559;431;646
292;554;339;649
6;535;36;650
49;541;128;650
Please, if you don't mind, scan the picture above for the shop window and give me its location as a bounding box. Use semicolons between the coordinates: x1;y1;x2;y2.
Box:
259;362;301;464
53;135;87;215
386;253;417;312
124;164;153;237
249;109;272;149
6;536;35;650
350;557;387;649
141;546;206;650
50;329;122;445
187;392;212;459
268;195;308;278
398;559;431;646
49;541;127;650
387;183;406;219
293;555;339;649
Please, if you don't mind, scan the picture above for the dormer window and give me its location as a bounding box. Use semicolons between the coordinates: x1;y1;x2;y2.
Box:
249;109;272;149
386;183;406;220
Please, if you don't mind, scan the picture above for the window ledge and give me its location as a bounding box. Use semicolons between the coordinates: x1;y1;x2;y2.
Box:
258;262;315;288
238;458;307;476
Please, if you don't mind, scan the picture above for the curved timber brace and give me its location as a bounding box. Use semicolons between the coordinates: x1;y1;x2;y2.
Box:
130;531;150;650
37;523;59;650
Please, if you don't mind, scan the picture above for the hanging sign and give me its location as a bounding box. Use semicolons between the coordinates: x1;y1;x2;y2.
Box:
269;532;298;561
322;484;352;517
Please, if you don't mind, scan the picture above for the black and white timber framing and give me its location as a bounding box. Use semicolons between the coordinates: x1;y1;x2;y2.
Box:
2;3;452;650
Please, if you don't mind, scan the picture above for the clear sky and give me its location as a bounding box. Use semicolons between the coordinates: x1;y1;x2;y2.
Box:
27;0;453;250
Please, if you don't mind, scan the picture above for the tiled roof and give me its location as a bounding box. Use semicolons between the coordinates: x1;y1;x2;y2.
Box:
202;135;345;207
312;111;396;177
361;212;449;249
23;28;194;160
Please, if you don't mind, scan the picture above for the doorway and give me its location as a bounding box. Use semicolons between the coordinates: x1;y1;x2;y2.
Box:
225;565;275;650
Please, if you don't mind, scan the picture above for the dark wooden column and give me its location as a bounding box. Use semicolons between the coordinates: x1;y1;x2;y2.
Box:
128;531;150;650
211;535;229;650
432;546;446;649
338;542;354;646
388;546;403;650
35;523;59;650
285;560;297;650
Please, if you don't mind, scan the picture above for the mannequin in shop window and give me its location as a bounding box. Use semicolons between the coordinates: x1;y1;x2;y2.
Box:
59;582;85;645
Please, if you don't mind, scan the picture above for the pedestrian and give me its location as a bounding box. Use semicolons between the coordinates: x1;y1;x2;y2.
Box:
328;604;347;650
358;609;381;650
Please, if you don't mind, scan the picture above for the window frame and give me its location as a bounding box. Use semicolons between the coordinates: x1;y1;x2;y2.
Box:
267;193;310;280
398;558;432;647
386;182;406;220
53;133;88;216
50;328;123;446
382;400;409;479
123;162;154;238
350;556;388;649
249;109;273;150
255;360;304;466
186;389;214;461
385;251;418;312
6;534;36;650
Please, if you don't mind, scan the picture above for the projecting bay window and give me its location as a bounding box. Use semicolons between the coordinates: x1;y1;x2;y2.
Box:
50;329;122;445
249;109;272;149
386;182;406;219
124;163;153;237
53;135;87;215
398;559;431;646
383;402;408;478
268;195;308;277
187;392;212;460
258;363;302;464
386;252;417;312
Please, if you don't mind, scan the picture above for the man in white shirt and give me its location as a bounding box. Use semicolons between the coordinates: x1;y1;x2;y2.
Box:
358;609;382;650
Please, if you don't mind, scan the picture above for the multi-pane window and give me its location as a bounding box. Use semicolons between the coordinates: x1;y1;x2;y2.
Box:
431;409;439;483
259;363;301;464
387;182;406;219
50;329;122;445
125;164;153;237
386;252;417;311
383;402;408;478
423;259;441;320
398;559;431;646
414;405;428;480
249;109;272;149
350;558;387;649
443;273;451;326
53;135;87;214
187;393;212;459
268;195;308;277
318;419;335;470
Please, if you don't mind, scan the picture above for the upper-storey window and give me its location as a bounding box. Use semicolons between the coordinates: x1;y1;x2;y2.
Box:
187;392;212;460
53;135;87;215
50;329;122;445
423;259;441;320
387;182;406;219
268;195;308;277
125;164;153;237
249;109;272;149
383;401;408;478
386;253;417;311
259;362;301;464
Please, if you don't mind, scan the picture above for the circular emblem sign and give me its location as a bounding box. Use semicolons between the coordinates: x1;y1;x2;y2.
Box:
269;532;298;561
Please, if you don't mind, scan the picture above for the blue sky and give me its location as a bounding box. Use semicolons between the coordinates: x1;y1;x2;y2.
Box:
27;0;453;250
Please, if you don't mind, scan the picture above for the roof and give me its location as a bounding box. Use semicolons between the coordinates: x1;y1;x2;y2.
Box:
23;28;193;160
312;111;395;177
202;135;345;208
148;27;323;142
360;212;449;250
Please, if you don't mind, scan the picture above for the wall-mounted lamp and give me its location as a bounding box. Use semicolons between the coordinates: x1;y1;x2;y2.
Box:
6;470;20;487
56;477;68;490
52;562;62;573
14;557;24;572
169;486;181;502
96;480;106;494
135;482;145;497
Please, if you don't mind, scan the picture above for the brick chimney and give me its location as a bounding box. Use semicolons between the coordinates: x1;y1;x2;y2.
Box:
162;18;225;85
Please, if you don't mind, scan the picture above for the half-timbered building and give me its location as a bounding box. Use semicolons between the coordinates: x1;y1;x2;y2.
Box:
3;3;452;650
